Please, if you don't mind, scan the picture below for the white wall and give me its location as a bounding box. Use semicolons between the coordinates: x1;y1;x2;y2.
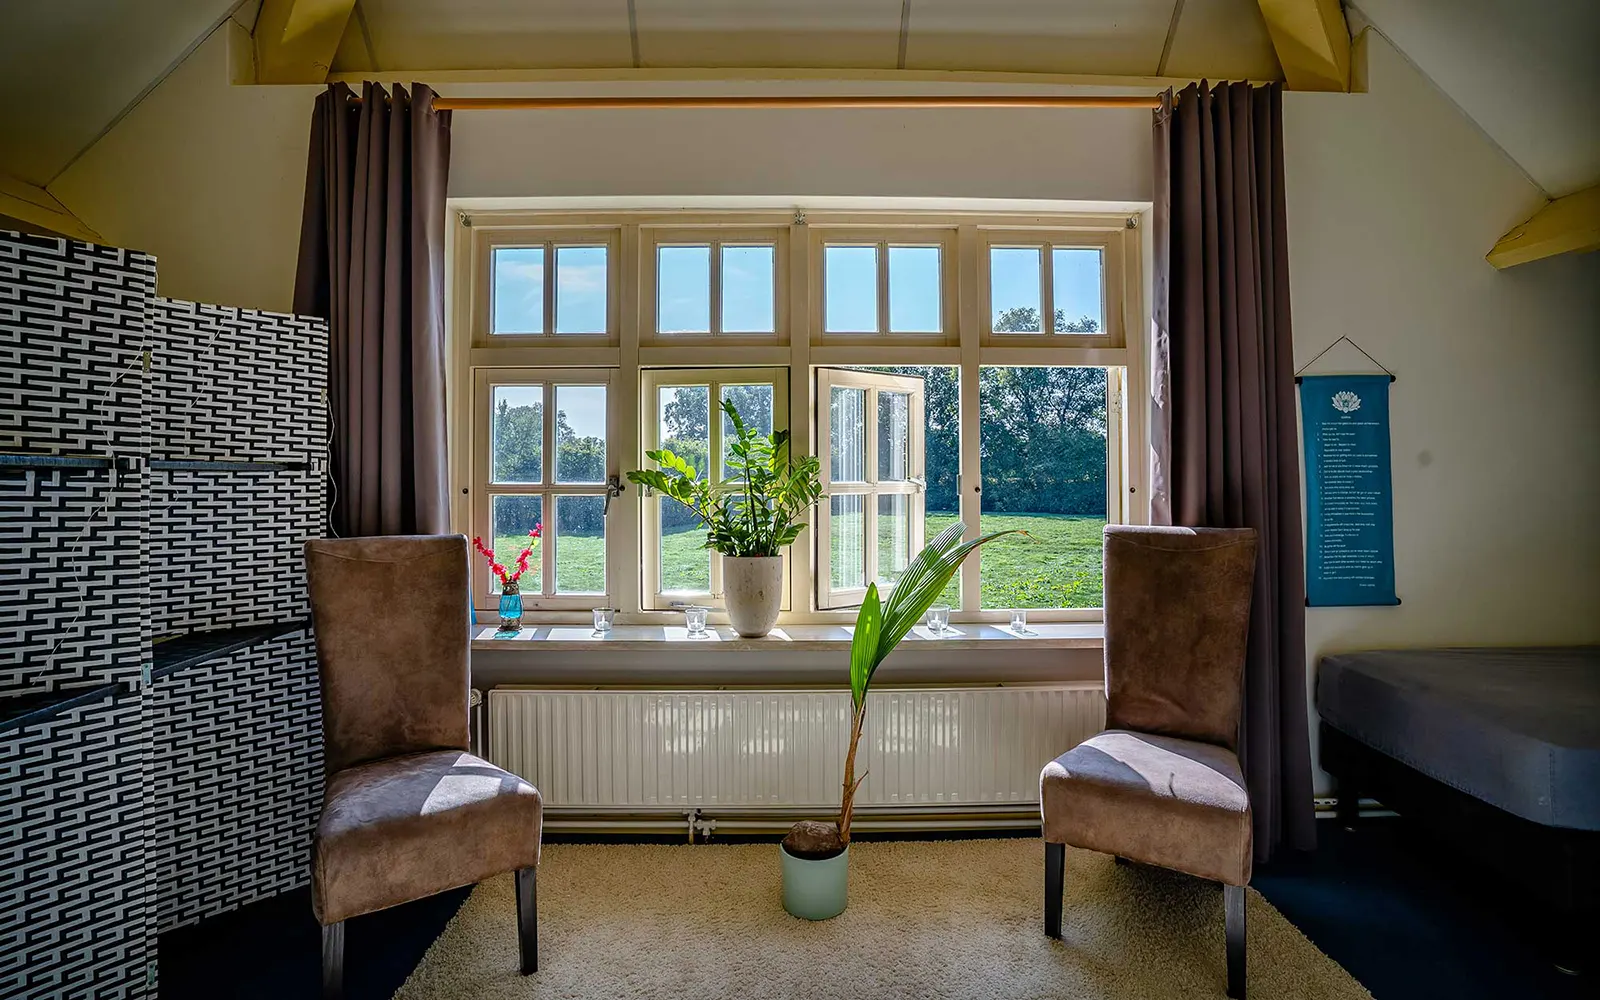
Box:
1283;30;1600;790
46;24;1600;794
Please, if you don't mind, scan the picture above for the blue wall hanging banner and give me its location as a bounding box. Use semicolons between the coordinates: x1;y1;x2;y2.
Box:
1299;373;1399;606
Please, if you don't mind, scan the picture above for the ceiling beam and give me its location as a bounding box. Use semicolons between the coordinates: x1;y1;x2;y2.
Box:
253;0;359;84
1487;183;1600;269
0;172;102;243
1255;0;1351;91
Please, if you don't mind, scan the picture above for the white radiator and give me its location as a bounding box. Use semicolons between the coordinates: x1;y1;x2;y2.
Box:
487;684;1104;816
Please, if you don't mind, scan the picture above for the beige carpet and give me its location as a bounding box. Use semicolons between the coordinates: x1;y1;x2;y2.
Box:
395;839;1370;1000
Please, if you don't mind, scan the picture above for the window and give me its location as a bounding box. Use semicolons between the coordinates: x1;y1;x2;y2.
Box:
981;231;1119;346
815;369;925;609
644;228;786;340
978;366;1116;609
475;227;621;342
639;368;790;610
455;211;1143;625
470;369;613;611
811;229;957;339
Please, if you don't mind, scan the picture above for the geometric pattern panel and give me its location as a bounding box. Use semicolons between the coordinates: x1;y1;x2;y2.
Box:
148;631;322;932
0;693;150;999
0;231;154;457
146;298;326;462
147;469;320;637
0;464;146;698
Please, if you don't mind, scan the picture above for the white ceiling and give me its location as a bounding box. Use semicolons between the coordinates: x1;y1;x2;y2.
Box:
0;0;1592;200
1350;0;1600;197
0;0;246;187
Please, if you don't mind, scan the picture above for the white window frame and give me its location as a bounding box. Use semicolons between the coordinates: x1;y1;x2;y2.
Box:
470;367;618;612
449;210;1147;627
809;227;960;344
471;226;622;345
979;229;1124;349
639;366;792;611
641;227;790;343
814;367;926;609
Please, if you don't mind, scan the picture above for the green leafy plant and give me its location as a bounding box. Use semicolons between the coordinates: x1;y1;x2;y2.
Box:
626;399;823;557
836;521;1026;844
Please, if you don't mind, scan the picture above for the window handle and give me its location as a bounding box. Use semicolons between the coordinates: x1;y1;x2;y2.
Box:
603;474;626;515
909;476;927;493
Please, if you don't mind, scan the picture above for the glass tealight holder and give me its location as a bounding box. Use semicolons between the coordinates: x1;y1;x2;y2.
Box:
927;604;951;634
684;606;709;636
592;607;615;633
1010;609;1031;635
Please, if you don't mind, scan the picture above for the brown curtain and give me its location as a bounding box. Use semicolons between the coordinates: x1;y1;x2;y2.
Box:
294;82;452;538
1151;81;1316;860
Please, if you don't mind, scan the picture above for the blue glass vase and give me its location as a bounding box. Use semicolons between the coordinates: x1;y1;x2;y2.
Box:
498;579;524;631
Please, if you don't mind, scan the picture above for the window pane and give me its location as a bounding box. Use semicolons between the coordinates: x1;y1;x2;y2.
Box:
721;383;774;471
860;365;959;607
489;494;542;594
888;246;940;333
990;247;1042;332
492;247;544;334
660;496;710;593
491;384;542;483
555;384;606;484
555;245;608;334
1053;248;1105;334
554;495;605;594
829;386;865;483
877;494;910;588
657;245;710;333
824;245;878;333
721;245;776;333
658;384;710;478
878;390;910;481
979;366;1108;609
830;493;865;591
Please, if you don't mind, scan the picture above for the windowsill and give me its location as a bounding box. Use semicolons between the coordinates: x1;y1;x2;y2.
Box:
471;621;1103;652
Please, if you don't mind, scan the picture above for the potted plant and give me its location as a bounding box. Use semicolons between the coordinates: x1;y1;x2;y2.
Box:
626;399;822;638
779;521;1024;920
471;527;541;631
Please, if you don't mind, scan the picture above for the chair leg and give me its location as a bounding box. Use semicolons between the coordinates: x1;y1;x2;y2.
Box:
1044;842;1065;939
515;866;538;974
1224;884;1246;1000
321;921;344;1000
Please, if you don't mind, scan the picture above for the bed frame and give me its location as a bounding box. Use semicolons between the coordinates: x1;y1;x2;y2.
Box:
1321;721;1599;974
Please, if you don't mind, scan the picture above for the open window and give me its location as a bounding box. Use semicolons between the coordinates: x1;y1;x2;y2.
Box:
639;368;791;610
815;368;926;609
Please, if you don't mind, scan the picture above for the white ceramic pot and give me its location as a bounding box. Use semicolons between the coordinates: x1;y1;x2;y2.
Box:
722;555;783;637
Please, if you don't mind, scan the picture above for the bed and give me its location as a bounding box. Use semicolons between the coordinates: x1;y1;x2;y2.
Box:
1316;646;1600;972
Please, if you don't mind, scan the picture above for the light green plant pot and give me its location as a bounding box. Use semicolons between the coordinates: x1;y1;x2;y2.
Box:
780;844;849;920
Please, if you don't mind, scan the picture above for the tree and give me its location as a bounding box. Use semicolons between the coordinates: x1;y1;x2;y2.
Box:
993;306;1100;334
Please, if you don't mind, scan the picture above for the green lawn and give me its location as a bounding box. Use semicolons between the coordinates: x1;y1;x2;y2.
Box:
496;511;1104;607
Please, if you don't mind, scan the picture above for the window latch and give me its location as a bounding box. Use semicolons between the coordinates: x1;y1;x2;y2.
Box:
603;474;626;515
908;476;927;493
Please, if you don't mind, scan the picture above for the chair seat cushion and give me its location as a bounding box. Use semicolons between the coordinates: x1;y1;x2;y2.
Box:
314;749;542;924
1040;730;1252;885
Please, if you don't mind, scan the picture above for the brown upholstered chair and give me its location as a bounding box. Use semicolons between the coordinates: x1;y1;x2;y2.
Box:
1040;525;1258;999
305;535;542;999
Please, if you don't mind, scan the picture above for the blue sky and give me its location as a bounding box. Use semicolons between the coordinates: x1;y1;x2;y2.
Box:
492;243;1104;437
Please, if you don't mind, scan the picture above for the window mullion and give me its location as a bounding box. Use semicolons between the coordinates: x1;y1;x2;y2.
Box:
543;240;556;339
542;382;556;597
865;387;879;591
876;241;890;335
1041;242;1055;337
709;240;723;337
957;225;982;615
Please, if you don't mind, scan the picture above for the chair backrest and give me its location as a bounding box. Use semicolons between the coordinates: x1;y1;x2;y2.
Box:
1102;525;1258;751
304;534;471;773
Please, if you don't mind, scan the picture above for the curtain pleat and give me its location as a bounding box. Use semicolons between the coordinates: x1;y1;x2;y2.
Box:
1151;81;1316;860
294;82;452;538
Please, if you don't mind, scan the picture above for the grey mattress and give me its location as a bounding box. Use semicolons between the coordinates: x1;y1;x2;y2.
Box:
1317;647;1600;831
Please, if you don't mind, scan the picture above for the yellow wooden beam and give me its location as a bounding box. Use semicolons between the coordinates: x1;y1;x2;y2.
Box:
1487;184;1600;269
253;0;358;84
1256;0;1351;92
0;172;102;243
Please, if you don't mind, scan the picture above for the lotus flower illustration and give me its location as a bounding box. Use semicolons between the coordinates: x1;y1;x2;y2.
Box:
1331;390;1361;414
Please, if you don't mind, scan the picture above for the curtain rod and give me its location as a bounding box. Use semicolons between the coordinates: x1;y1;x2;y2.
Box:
375;95;1161;111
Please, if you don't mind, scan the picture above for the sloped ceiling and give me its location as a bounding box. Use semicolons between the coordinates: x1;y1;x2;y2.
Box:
0;0;247;187
0;1;1592;202
1350;0;1600;197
